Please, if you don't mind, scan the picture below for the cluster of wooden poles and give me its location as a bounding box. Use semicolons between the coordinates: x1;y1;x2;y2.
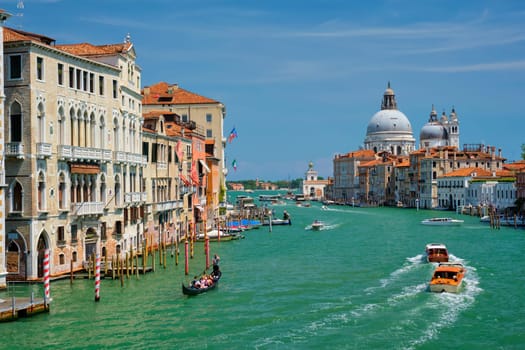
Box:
80;234;213;301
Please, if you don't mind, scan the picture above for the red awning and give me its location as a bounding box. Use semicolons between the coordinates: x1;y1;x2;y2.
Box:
179;174;191;186
70;164;100;174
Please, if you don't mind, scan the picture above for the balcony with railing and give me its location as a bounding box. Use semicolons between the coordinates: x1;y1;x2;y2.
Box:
6;142;25;159
71;201;104;216
58;145;112;163
114;151;148;166
124;192;147;205
36;142;52;158
153;199;184;213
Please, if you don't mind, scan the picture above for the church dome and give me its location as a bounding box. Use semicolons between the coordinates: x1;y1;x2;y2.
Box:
366;109;412;135
420;122;448;141
363;83;415;156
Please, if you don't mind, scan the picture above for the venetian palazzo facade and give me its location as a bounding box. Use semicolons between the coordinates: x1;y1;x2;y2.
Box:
3;28;145;280
142;82;226;226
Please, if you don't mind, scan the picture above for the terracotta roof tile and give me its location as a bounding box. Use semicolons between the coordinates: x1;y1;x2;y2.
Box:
4;27;55;45
142;82;219;105
55;42;132;57
442;167;492;177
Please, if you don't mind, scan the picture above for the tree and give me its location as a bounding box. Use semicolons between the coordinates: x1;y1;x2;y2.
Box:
521;144;525;160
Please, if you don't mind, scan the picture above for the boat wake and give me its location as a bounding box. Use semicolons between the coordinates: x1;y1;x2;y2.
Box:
305;223;339;231
254;255;482;349
365;254;426;293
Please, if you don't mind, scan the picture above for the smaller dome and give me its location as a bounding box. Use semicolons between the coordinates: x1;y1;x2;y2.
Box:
440;111;448;123
420;123;448;141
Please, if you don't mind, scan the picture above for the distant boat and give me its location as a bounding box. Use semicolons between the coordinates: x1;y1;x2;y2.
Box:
425;243;449;263
196;230;243;241
262;218;291;226
421;217;464;226
259;194;282;202
311;220;324;231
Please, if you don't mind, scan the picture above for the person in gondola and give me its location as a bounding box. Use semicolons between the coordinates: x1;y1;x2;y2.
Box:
210;263;222;280
212;254;220;267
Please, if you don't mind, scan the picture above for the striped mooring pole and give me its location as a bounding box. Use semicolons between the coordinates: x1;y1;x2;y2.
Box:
43;249;50;306
95;254;101;302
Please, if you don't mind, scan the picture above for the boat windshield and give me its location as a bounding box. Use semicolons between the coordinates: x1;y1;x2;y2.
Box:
433;271;457;279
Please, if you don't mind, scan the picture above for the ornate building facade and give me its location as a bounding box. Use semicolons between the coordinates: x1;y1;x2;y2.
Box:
302;162;330;200
4;28;145;280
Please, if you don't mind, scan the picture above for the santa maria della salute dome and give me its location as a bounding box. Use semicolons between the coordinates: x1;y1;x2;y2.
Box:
364;83;415;155
363;83;460;155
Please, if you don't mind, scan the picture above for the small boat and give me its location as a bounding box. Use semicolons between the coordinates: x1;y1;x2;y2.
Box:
425;243;449;263
421;217;464;226
429;262;466;293
195;230;243;241
262;218;292;226
311;220;324;231
182;268;222;296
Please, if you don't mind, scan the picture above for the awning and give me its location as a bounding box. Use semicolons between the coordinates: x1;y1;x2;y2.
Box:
179;174;191;186
199;159;210;173
194;205;204;212
70;163;100;174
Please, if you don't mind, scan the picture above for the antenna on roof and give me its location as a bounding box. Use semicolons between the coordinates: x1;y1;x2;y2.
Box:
13;0;24;28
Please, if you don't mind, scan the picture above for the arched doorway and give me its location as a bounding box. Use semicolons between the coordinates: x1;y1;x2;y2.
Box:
85;227;98;260
37;234;49;278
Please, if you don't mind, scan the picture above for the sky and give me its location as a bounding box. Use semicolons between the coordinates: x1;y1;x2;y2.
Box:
3;0;524;181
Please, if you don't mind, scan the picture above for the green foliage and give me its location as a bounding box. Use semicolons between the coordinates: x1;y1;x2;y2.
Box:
521;144;525;160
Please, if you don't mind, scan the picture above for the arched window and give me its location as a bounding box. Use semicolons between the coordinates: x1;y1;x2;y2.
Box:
58;106;66;144
37;102;45;143
90;175;97;201
114;174;121;206
38;171;46;211
58;172;67;210
90;112;96;148
70;108;76;146
82;175;89;202
113;118;120;152
100;174;106;203
76;110;82;147
10;101;22;142
99;115;106;149
82;111;88;148
11;181;23;212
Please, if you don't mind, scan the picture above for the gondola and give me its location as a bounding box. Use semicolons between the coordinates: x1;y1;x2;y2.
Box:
182;280;218;295
182;268;222;296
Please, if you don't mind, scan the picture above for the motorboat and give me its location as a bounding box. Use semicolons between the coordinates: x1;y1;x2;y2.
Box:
262;218;292;226
425;243;449;263
421;217;464;226
429;262;466;293
311;220;324;231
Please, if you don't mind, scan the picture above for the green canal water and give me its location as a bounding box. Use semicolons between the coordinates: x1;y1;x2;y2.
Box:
2;193;524;349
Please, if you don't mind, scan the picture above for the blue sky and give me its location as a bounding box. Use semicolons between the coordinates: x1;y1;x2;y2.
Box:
3;0;524;181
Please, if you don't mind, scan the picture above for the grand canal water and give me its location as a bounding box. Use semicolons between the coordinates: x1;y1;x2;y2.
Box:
2;191;524;349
